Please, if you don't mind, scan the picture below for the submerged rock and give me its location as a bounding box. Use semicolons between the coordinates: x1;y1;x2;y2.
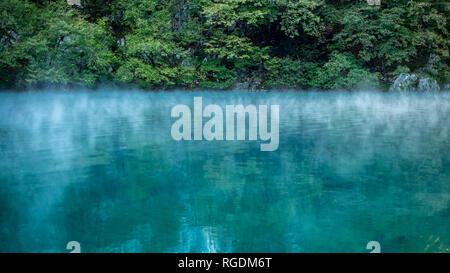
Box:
389;73;440;92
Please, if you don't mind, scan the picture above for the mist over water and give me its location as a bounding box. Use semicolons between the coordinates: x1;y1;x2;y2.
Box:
0;90;449;253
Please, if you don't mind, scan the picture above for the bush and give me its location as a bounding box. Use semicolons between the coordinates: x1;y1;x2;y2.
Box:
312;53;378;89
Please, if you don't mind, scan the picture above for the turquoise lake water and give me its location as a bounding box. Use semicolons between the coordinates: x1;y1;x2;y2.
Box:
0;90;449;253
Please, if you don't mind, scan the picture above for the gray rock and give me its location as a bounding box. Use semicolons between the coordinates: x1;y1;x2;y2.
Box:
171;0;190;32
67;0;81;6
417;78;440;92
389;73;440;92
0;31;19;46
117;38;125;47
389;73;418;92
232;71;263;91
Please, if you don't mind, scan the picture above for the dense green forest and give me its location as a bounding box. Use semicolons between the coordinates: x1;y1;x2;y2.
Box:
0;0;448;90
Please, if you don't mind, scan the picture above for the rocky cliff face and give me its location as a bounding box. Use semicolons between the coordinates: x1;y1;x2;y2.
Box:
389;73;440;92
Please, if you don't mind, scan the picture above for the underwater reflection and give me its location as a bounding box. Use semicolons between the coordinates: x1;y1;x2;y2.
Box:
0;90;449;252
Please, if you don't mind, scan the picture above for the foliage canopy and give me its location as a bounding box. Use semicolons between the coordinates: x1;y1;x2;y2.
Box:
0;0;448;90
